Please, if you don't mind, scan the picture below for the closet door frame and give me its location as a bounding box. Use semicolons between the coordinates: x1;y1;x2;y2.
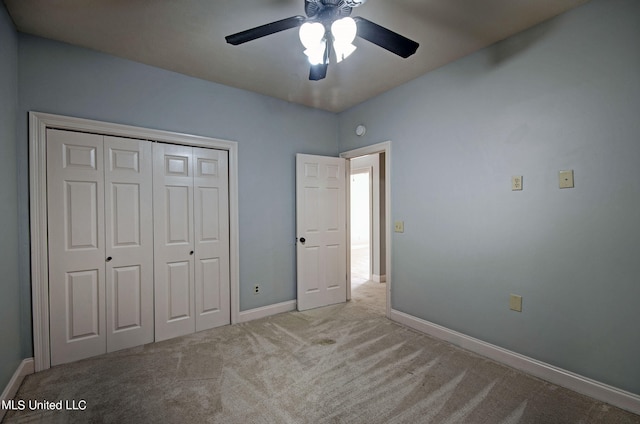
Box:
29;111;240;372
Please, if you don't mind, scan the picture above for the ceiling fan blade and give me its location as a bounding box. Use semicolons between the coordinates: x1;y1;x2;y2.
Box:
309;63;328;80
309;38;331;81
353;17;419;58
225;16;306;45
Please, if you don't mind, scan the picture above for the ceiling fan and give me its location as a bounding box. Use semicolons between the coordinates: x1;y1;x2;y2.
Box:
225;0;419;81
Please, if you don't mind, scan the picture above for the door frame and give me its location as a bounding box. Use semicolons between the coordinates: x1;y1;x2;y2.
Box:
29;111;240;372
340;141;391;318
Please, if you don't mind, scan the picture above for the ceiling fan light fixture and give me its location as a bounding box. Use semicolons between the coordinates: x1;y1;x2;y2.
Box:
331;17;356;44
334;43;356;63
331;17;357;63
304;41;327;65
226;0;419;81
299;21;327;64
299;22;325;49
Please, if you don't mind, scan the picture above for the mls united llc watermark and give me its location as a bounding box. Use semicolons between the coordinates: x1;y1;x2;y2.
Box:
2;399;87;411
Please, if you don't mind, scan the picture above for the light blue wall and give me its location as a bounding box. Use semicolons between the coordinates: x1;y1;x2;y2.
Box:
17;35;339;355
339;0;640;395
0;4;21;390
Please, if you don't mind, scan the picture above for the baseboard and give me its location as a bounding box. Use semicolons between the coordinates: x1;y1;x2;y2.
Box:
389;309;640;415
237;300;297;323
372;274;386;283
1;358;35;421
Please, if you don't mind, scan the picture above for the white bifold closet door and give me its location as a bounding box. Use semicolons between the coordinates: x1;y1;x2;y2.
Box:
153;143;230;342
47;129;154;366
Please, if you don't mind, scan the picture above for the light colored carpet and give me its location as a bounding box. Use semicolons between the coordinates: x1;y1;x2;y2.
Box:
5;281;640;424
351;244;370;289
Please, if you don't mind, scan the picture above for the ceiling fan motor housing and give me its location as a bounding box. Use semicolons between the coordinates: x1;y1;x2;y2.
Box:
305;0;352;23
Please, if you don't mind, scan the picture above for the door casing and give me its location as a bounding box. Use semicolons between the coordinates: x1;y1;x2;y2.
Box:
29;112;240;371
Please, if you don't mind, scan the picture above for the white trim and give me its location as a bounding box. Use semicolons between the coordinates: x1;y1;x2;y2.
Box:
345;159;351;302
29;114;50;372
389;309;640;415
0;358;35;421
237;300;297;323
341;141;392;319
372;274;386;283
28;112;240;371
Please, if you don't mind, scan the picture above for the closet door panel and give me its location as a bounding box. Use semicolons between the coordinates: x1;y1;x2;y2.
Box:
153;143;195;341
104;137;154;352
167;261;192;319
47;129;106;366
194;148;230;331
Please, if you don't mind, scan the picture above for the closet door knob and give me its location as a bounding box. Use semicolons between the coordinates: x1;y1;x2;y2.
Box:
190;251;194;255
299;237;306;244
106;257;113;262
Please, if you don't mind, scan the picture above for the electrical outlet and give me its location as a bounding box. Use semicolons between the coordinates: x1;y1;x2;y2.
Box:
509;294;523;312
253;284;260;295
512;176;523;191
394;221;404;233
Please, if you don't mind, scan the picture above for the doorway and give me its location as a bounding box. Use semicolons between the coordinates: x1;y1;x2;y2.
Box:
350;168;372;288
345;148;388;314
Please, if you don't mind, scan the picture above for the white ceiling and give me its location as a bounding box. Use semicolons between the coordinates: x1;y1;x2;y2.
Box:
4;0;589;113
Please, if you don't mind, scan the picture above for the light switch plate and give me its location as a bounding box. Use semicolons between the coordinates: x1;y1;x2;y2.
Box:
509;294;523;312
559;170;574;189
512;176;523;191
394;221;404;233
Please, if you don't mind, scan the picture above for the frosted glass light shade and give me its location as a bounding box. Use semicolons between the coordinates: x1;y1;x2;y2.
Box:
332;17;357;63
304;42;326;65
334;43;356;63
299;22;327;65
331;17;357;45
299;22;325;49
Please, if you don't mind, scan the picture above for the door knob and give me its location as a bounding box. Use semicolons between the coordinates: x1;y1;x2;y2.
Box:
299;237;306;244
106;257;113;262
190;251;194;255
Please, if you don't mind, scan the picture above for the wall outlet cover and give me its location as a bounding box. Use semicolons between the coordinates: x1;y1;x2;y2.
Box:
559;170;574;189
509;294;523;312
394;221;404;233
512;176;523;191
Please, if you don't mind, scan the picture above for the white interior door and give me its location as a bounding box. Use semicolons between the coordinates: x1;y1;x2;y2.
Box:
47;129;106;365
153;143;195;341
193;147;230;331
104;136;154;352
296;154;347;311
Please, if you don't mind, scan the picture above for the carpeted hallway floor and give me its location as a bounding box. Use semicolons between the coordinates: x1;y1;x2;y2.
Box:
4;280;639;423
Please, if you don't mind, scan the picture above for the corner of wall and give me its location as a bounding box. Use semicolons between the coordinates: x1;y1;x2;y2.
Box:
0;0;24;393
